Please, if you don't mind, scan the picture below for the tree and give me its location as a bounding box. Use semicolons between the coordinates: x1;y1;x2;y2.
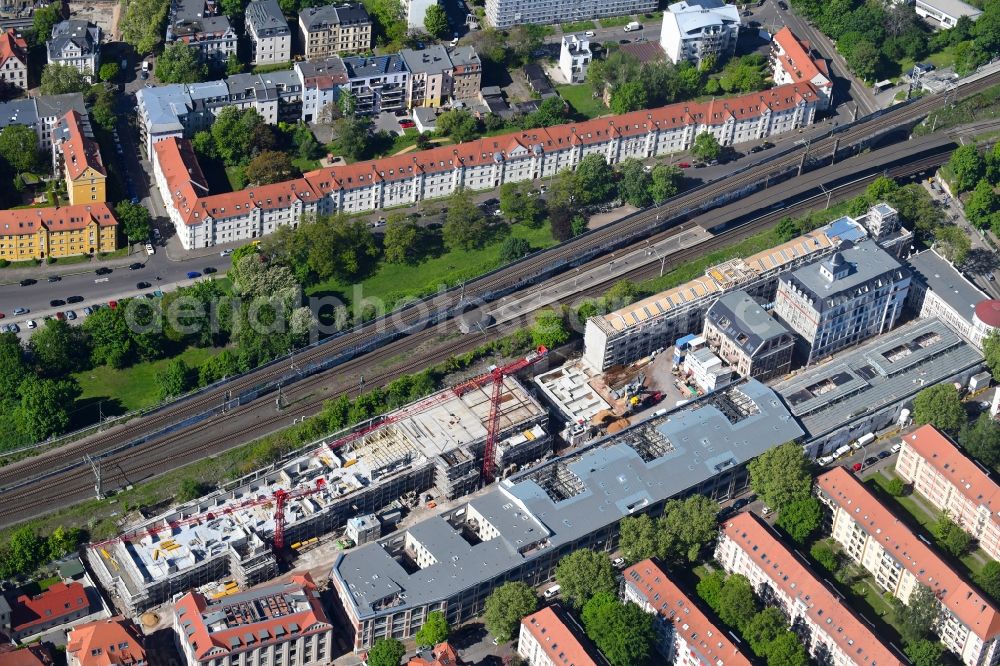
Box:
120;0;169;53
508;24;546;65
436;109;479;143
610;80;649;114
84;304;135;368
649;165;681;204
659;495;719;563
423;3;449;37
382;214;423;264
748;441;812;510
933;514;973;556
810;540;838;571
695;570;726;612
617;159;652;208
499;182;542;226
960;413;1000;467
245;150;301;186
0;332;29;402
580;592;655;666
602;280;639;310
443;188;490;250
904;639;946;666
775;496;822;544
499;236;531;263
744;607;786;656
156;42;207;83
114;202;152;247
718;574;758;632
414;610;449;648
32;3;61;46
894;584;939;644
367;638;406;666
555;549;617;609
158;358;196;400
885;476;908;497
843;39;881;82
691;132;721;162
976;560;1000;600
934;225;971;265
986;332;1000;381
547;170;579;241
619;514;658;564
40;63;88;95
948;144;986;192
212;107;266;166
574;154;616;205
0;125;42;174
30;319;88;376
98;62;121;82
531;309;569;348
333;116;373;160
484;582;537;642
47;525;82;559
965;179;998;229
763;631;809;666
5;526;45;575
15;376;81;441
912;383;966;434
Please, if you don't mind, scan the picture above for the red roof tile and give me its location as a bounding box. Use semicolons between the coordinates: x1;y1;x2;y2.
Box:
817;466;1000;641
0;645;53;666
11;582;89;633
773;28;831;92
407;642;462;666
152;138;210;225
0;203;118;237
67;617;146;666
520;607;600;666
60;110;106;180
0;29;26;69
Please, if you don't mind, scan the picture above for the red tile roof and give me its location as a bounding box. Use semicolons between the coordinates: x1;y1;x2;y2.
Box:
0;645;53;666
60;110;106;180
0;203;118;237
901;424;1000;520
520;607;600;666
817;466;1000;641
407;642;462;666
66;617;146;666
155;83;819;225
0;29;26;69
773;28;831;91
11;582;89;633
174;573;332;662
721;512;904;666
622;559;752;666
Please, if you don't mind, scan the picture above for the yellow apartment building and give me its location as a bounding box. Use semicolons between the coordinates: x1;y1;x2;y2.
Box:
0;202;118;260
58;109;107;205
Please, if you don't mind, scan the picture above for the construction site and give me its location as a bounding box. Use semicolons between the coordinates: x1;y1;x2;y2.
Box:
87;371;550;616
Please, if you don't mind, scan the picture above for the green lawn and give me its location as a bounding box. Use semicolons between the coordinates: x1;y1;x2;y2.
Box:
899;47;958;80
557;84;608;120
306;224;557;312
599;14;639;27
73;346;225;414
225;166;245;191
561;20;595;32
292;156;321;173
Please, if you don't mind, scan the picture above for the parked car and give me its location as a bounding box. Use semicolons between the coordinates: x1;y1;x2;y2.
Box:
399;119;415;128
864;457;878;467
108;300;118;309
890;443;902;454
49;299;65;307
67;295;84;304
47;275;61;282
186;271;201;279
203;266;217;274
778;0;788;8
66;310;76;320
19;278;36;286
145;243;155;255
584;30;595;37
677;162;691;168
25;319;36;329
83;306;93;316
13;307;28;315
611;557;626;568
220;248;233;257
95;267;113;275
129;262;144;270
136;281;152;289
878;450;891;459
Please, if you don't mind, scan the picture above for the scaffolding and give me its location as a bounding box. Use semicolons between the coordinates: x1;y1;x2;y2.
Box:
525;463;585;503
622;427;675;463
706;386;762;425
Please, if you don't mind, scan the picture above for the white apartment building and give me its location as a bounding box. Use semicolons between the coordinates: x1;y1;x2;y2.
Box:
246;0;291;65
771;27;832;110
896;424;1000;562
153;82;819;249
403;0;439;30
166;0;237;63
716;512;905;666
683;347;732;392
773;239;910;365
296;57;349;123
816;466;1000;666
485;0;656;28
47;20;101;79
517;607;602;666
622;559;752;665
173;574;334;666
559;35;591;84
661;0;741;67
0;28;27;91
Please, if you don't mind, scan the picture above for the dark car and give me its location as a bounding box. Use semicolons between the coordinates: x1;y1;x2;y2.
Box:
95;267;113;275
186;271;201;279
864;457;878;467
778;0;788;7
878;450;891;459
49;299;65;307
749;20;761;27
66;295;84;304
761;141;775;150
619;39;631;44
136;281;152;289
717;506;736;521
47;275;61;282
19;278;36;286
749;145;764;153
203;266;217;274
129;262;144;270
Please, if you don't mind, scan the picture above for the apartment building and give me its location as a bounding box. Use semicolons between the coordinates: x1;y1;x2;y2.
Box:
56;110;106;204
332;380;803;650
817;466;1000;666
661;0;741;67
622;559;752;665
174;574;333;666
484;0;656;29
0;28;27;91
445;46;480;102
716;512;905;666
703;289;794;381
166;0;236;63
0;203;117;260
7;582;92;641
67;617;146;666
342;54;408;114
400;46;452;108
245;0;290;66
896;424;1000;562
299;4;372;59
402;0;439;31
296;57;349;123
559;35;591;84
770;27;832;110
153;82;819;249
47;20;100;79
517;607;605;666
773;239;911;365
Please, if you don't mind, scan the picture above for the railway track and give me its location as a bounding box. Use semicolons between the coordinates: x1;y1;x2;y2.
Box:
1;71;994;498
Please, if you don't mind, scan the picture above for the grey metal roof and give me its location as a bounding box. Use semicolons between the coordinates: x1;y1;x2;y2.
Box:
245;0;288;35
906;249;986;326
47;20;99;60
33;92;86;120
342;54;406;79
0;98;37;130
332;380;802;619
399;45;451;75
299;3;370;30
137;85;191;134
448;45;480;67
706;289;790;357
666;0;741;35
915;0;982;19
168;0;233;39
773;317;983;440
781;239;908;314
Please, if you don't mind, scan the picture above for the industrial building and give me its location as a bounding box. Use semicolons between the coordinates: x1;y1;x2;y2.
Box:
331;380;803;650
816;467;1000;666
772;317;983;457
87;378;548;615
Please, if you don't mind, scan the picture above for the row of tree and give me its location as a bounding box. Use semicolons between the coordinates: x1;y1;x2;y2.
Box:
0;525;82;580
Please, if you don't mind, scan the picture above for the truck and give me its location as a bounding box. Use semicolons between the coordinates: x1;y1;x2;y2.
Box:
623;21;641;31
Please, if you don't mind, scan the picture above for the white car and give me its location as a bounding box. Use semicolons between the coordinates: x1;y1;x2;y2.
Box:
450;37;459;46
145;242;155;256
611;557;626;568
25;319;36;329
585;30;595;37
220;248;233;257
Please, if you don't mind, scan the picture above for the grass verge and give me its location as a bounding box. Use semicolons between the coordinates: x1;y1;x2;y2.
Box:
561;20;595;32
914;82;1000;136
556;83;608;120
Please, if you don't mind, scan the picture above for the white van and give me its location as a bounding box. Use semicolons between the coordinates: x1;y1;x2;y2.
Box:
851;433;875;450
817;455;835;466
543;584;561;599
833;444;851;458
